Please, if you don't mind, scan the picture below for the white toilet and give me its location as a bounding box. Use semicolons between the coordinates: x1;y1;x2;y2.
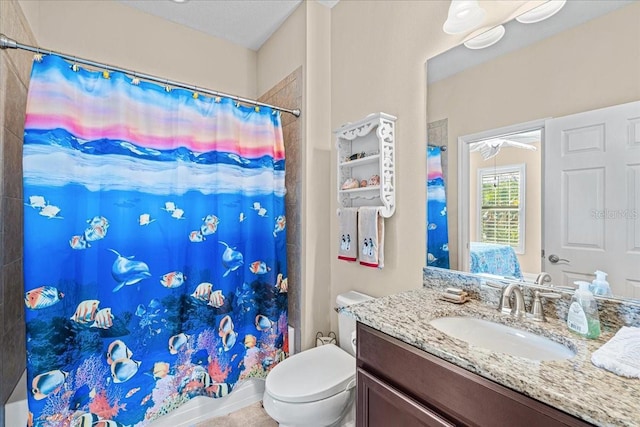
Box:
263;291;373;427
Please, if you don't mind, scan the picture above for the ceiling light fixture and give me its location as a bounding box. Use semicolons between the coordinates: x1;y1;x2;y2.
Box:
443;0;487;35
171;0;189;3
516;0;567;24
464;25;505;50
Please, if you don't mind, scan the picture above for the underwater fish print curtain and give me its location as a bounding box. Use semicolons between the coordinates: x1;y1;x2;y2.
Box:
427;146;450;269
23;54;288;427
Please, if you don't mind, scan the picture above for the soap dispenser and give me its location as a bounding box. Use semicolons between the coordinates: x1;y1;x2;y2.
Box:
591;270;612;296
567;281;601;339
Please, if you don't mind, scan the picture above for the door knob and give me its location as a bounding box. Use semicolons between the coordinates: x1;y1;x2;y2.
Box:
548;254;570;264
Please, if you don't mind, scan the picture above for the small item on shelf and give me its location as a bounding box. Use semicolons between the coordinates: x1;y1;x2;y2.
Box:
360;180;368;187
368;174;380;186
341;177;360;190
347;152;366;162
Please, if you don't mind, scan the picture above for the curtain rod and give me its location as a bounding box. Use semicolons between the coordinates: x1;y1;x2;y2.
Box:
428;144;447;151
0;34;301;118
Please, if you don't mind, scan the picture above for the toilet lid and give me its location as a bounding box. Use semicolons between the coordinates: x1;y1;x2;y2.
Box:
266;344;356;403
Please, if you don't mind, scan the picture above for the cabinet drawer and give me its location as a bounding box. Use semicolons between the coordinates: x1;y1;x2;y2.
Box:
358;368;455;427
357;323;592;427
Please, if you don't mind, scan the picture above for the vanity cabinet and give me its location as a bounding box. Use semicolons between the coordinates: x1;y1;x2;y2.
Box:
356;323;593;427
335;112;396;218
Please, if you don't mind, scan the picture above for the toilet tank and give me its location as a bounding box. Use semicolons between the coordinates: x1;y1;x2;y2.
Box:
336;291;374;356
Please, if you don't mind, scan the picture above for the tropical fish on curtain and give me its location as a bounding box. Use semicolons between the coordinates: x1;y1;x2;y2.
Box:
427;146;450;269
22;54;288;427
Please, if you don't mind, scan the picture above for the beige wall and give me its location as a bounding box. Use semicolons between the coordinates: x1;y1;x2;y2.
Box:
0;0;36;421
469;141;542;274
18;0;257;98
257;1;333;351
302;1;332;350
257;2;307;97
428;3;640;272
328;1;537;334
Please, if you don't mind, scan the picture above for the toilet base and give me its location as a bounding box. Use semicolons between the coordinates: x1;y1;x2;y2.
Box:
276;403;353;427
263;388;354;427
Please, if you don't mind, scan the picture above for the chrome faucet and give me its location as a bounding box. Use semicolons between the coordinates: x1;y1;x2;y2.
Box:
534;272;552;285
499;284;526;319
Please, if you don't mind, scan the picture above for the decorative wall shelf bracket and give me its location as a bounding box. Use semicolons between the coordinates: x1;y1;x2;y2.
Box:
335;112;396;218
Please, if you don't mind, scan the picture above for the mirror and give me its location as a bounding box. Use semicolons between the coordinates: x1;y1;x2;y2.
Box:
426;0;640;299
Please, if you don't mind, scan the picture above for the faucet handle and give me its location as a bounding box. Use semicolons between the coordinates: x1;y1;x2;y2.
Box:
531;290;562;322
535;272;553;285
538;291;562;299
480;282;510;313
482;281;504;289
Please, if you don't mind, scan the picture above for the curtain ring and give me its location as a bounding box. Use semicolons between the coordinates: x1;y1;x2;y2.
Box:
34;47;43;62
71;56;79;72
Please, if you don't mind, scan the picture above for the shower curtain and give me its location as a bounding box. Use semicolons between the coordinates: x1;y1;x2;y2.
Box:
427;146;450;268
22;54;288;427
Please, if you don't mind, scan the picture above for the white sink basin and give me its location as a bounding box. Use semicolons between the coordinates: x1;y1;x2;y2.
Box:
429;316;575;361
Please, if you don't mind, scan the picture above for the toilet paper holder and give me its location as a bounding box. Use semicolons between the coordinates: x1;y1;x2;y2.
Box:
316;331;337;347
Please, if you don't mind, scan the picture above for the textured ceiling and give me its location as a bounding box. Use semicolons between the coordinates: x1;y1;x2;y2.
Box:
118;0;338;51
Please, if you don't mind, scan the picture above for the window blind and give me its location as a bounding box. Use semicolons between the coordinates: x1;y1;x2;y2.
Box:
480;170;521;247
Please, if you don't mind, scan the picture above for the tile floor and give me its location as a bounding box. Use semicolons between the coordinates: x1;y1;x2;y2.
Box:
195;401;277;427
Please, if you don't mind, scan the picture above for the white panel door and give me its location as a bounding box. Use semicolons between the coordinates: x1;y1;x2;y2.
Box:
544;101;640;297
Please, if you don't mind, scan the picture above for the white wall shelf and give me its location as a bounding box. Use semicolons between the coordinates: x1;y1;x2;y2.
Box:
338;154;381;168
335;112;396;217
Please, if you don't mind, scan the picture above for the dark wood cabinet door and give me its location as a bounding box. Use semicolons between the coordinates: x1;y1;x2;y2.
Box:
357;368;456;427
357;323;593;427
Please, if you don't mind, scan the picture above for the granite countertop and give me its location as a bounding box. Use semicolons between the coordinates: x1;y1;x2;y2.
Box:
341;287;638;427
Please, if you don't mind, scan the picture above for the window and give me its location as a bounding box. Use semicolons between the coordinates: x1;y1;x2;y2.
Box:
477;164;525;253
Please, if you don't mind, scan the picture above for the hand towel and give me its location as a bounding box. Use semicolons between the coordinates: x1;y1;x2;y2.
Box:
337;208;358;262
358;207;384;268
591;326;640;378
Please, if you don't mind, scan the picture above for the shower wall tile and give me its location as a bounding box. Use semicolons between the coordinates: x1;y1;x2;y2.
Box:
1;316;25;405
0;58;5;132
2;0;37;87
3;197;23;265
0;0;33;412
0;189;3;233
3;259;23;332
2;65;27;141
3;130;23;199
0;264;4;334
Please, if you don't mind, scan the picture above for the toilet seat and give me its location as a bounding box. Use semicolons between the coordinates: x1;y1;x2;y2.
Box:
266;344;356;403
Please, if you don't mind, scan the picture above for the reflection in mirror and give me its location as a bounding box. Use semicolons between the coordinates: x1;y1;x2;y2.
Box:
468;128;542;279
426;0;640;299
